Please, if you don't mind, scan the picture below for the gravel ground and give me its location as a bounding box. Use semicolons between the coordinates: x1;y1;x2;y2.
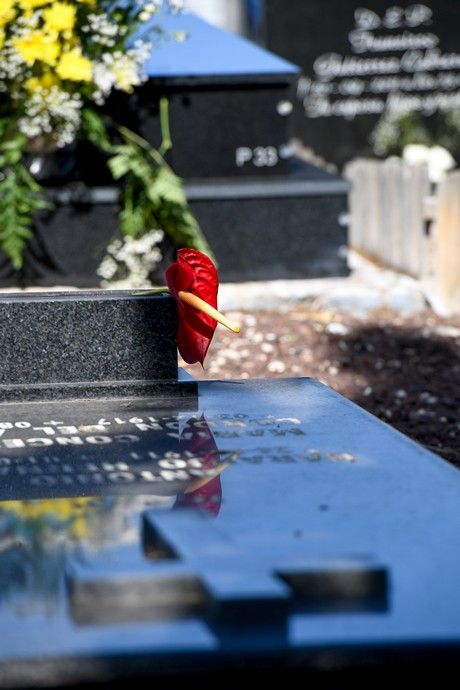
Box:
183;306;460;469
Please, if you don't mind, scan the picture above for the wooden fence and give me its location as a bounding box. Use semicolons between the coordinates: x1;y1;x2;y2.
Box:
345;158;460;311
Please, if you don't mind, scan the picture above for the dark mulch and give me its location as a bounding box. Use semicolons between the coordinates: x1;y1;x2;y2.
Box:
183;307;460;468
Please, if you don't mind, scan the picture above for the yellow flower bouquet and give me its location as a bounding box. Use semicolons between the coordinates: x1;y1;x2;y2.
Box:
0;0;211;275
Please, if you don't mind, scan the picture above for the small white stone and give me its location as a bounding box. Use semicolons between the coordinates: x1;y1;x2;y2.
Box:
326;322;349;336
267;360;286;373
419;391;438;405
434;325;460;339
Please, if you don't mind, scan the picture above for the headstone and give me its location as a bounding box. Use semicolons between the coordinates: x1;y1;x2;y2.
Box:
0;377;459;685
0;291;188;400
265;1;460;167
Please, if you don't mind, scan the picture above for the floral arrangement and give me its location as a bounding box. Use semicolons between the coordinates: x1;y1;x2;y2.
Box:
0;0;211;273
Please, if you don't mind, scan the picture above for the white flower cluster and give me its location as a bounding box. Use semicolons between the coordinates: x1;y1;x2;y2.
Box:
130;39;153;64
0;40;26;92
12;10;41;35
0;10;41;91
92;39;151;103
82;12;126;48
97;229;164;289
136;0;183;21
138;2;163;22
18;87;82;147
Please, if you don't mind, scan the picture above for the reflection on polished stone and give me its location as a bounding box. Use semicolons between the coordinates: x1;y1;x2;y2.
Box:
0;410;227;616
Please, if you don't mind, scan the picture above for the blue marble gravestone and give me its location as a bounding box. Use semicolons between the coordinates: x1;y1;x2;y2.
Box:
0;377;459;685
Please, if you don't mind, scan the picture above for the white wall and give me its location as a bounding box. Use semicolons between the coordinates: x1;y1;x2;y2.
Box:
184;0;246;34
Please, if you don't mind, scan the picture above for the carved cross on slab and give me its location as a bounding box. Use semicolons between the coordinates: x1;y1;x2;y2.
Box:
67;509;388;633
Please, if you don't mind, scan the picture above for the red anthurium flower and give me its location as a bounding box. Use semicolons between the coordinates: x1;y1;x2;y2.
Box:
165;248;240;365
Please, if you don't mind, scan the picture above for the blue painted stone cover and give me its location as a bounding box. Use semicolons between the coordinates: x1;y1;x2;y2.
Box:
140;12;300;78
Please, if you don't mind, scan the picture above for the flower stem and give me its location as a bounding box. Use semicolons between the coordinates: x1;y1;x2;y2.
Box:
178;290;241;334
116;123;171;170
159;97;172;156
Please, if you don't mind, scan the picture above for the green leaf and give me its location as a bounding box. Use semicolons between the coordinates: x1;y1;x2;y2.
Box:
108;152;132;179
92;121;215;260
1;139;23;152
119;203;145;237
81;108;114;153
153;166;186;205
119;177;146;236
4;149;22;165
0;161;51;269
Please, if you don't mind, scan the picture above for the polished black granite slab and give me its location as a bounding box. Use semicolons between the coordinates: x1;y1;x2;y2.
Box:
0;292;180;401
0;378;459;686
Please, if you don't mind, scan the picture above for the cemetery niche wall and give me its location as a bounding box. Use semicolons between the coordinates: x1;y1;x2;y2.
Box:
0;12;349;288
129;11;299;180
265;1;460;168
106;12;349;283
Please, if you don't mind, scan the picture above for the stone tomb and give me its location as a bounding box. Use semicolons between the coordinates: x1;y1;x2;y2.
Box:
0;377;460;685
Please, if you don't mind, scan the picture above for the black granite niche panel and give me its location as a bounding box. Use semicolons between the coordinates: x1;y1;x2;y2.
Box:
265;0;460;168
0;291;180;400
123;76;297;179
0;159;349;288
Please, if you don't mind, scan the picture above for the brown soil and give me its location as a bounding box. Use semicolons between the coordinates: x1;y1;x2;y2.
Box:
183;307;460;468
